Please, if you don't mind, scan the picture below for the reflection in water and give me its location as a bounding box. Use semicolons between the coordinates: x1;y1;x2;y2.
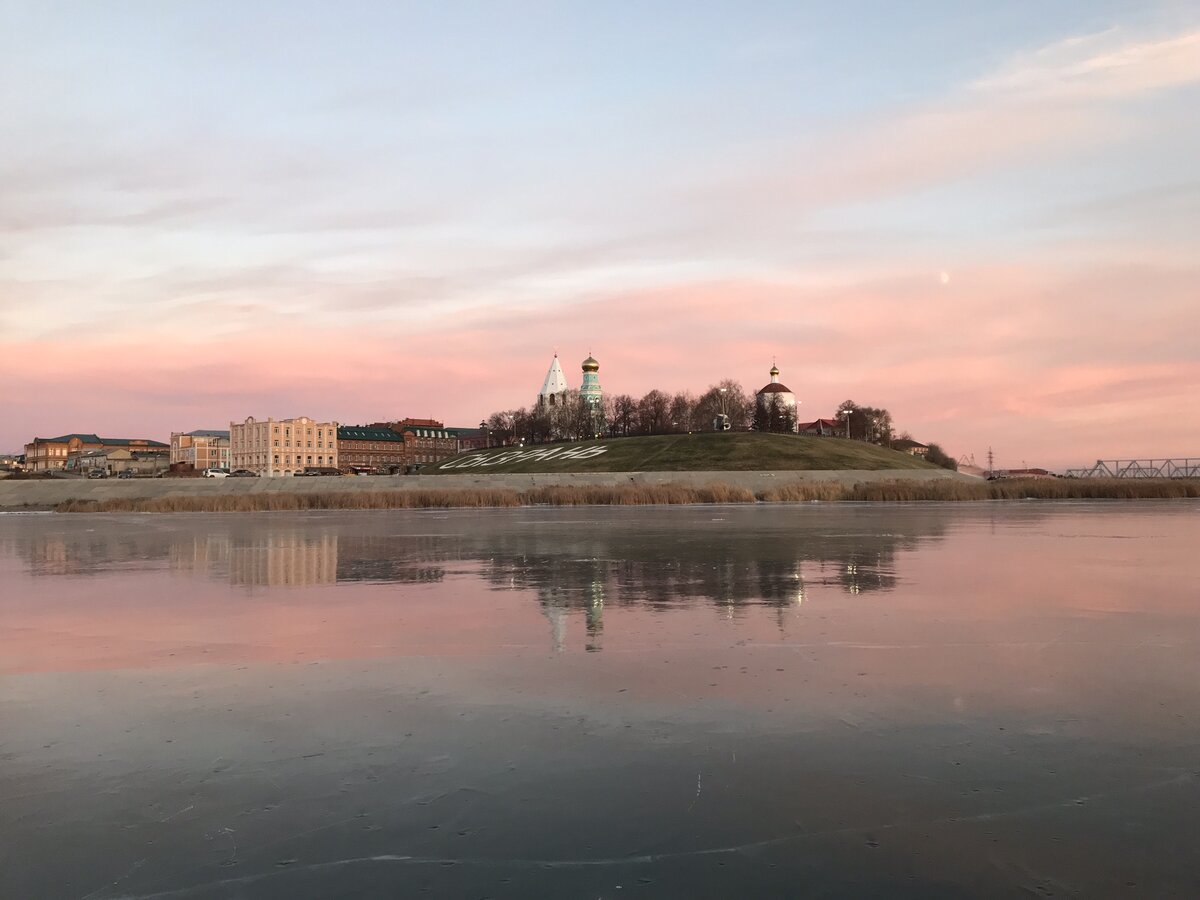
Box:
3;505;1200;899
5;510;955;654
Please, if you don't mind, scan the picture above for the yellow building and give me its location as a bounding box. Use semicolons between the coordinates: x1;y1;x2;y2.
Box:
229;416;339;477
24;433;168;472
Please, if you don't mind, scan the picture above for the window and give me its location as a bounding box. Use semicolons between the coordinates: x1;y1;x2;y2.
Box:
307;456;313;465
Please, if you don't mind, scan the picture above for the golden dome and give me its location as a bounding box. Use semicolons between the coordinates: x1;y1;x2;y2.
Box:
582;355;599;372
769;365;780;376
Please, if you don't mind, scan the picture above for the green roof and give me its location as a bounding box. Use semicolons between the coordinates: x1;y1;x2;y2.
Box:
337;426;407;442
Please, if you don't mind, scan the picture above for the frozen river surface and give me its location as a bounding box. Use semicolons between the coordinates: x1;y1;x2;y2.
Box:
2;503;1199;898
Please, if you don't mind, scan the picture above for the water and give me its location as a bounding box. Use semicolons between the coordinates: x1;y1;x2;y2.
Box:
2;503;1198;898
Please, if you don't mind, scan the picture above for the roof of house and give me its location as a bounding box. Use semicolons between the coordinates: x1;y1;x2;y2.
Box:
893;439;929;450
447;427;486;438
405;428;454;439
798;418;840;430
337;426;407;443
183;429;230;439
32;433;169;448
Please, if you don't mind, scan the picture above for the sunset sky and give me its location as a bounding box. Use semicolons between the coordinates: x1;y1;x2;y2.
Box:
2;2;1197;468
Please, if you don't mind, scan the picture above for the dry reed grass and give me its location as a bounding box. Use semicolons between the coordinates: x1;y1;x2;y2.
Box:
56;488;524;513
523;483;756;506
53;478;1199;513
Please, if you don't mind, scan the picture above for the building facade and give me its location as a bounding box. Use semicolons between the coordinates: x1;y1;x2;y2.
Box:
75;447;170;477
24;434;169;472
336;425;408;472
170;430;230;472
229;416;339;476
352;420;461;470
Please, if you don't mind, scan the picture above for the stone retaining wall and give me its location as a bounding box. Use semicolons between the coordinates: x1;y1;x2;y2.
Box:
0;468;976;509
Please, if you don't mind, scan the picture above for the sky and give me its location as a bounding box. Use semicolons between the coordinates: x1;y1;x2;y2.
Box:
1;1;1197;469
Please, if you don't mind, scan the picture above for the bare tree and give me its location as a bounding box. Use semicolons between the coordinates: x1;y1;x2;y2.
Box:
610;394;636;436
636;390;671;435
668;392;695;432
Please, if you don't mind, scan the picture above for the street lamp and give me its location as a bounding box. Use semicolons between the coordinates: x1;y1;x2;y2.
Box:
479;420;489;449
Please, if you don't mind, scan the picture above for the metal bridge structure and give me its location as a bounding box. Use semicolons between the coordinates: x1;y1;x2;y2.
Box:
1064;458;1200;479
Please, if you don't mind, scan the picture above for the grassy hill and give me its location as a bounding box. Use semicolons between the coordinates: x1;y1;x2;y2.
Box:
435;432;939;474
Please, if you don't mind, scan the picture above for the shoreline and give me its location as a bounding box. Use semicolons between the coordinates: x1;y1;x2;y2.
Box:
0;472;1195;513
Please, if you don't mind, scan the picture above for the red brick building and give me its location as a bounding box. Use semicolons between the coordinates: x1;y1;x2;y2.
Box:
339;419;460;471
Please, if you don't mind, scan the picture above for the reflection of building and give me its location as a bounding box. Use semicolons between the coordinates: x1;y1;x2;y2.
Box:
229;416;339;477
537;354;569;408
170;430;230;472
229;533;339;586
24;433;168;472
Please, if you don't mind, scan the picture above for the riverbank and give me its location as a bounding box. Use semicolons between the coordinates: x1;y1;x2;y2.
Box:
0;468;969;510
35;476;1200;512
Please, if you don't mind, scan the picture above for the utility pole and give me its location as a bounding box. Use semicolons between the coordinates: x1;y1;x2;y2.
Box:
987;447;994;478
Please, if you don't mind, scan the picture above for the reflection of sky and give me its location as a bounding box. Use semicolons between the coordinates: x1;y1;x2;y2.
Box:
2;505;1198;688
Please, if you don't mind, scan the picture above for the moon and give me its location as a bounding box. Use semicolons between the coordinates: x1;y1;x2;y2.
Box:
939;271;951;286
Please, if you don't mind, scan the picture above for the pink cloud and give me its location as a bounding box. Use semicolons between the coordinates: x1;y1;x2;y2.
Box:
2;261;1198;470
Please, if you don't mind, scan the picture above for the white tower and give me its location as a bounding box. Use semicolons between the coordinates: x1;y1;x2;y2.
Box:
537;354;570;407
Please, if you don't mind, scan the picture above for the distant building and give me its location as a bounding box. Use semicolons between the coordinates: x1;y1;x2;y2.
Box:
579;354;605;436
229;416;339;477
893;439;929;457
361;420;460;469
75;446;170;477
755;364;799;432
797;418;841;437
336;425;408;472
24;434;169;473
449;427;489;452
0;453;21;471
993;467;1052;480
170;430;230;473
397;424;458;468
537;354;570;408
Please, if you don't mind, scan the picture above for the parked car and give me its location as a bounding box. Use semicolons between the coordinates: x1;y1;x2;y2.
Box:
117;470;136;479
229;469;258;477
87;470;107;479
299;467;343;477
203;468;230;478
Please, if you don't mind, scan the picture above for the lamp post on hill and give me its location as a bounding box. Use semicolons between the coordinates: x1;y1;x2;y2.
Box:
480;420;490;449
